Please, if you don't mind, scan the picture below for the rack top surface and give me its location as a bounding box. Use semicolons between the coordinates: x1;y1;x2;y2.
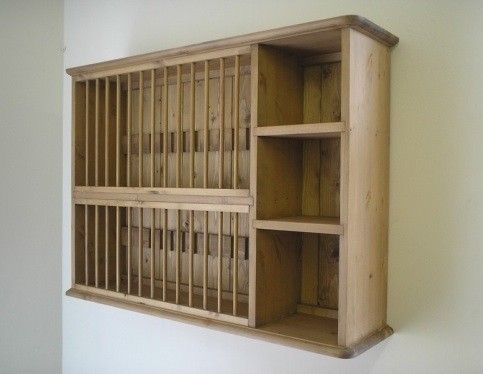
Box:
66;15;398;78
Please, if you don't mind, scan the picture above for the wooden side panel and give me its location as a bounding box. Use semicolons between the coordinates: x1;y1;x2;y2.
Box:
340;28;390;346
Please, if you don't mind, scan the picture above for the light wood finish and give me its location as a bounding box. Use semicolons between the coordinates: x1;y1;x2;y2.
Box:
254;216;342;235
138;71;143;187
254;122;344;138
138;208;143;296
74;197;249;214
338;28;391;347
127;207;131;294
70;17;397;358
162;209;168;301
163;67;168;187
175;210;181;303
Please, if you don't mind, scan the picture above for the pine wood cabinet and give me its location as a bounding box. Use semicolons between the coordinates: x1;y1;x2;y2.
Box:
67;15;398;358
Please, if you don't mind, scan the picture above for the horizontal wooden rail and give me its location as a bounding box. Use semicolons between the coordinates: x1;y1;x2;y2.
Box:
74;187;252;206
254;122;344;138
72;284;249;326
74;198;250;213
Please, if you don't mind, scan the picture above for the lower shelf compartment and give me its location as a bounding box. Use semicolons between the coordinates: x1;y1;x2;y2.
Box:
66;286;393;358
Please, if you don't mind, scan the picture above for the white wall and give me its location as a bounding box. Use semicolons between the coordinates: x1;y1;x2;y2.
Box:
63;1;483;373
0;0;63;373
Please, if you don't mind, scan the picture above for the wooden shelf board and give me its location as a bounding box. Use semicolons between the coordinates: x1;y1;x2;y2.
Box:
254;216;342;235
254;122;344;139
67;286;393;358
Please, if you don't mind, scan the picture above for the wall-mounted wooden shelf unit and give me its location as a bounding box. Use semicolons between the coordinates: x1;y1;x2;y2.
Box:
68;15;398;358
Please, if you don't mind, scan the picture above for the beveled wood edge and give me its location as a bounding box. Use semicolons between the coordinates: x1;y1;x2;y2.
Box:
66;15;398;78
66;287;392;358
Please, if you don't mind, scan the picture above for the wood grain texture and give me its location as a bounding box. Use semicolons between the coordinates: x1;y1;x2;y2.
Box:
69;18;396;356
339;28;390;347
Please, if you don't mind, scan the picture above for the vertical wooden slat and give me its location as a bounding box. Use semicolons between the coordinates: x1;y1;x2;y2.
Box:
162;209;168;301
233;55;240;189
176;65;182;187
203;61;209;188
127;74;132;294
219;58;225;189
175;65;182;305
105;77;110;185
150;69;155;187
127;207;132;294
138;207;143;296
150;208;155;299
233;56;240;315
217;58;225;313
176;210;181;304
105;77;110;290
150;70;156;299
163;67;168;188
203;211;208;309
188;63;195;307
94;78;100;288
116;75;121;292
85;81;90;285
233;213;239;315
138;71;143;187
203;62;209;309
189;62;195;187
162;68;168;301
217;212;223;313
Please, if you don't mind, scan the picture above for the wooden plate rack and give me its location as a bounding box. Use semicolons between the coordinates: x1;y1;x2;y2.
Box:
67;15;399;358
